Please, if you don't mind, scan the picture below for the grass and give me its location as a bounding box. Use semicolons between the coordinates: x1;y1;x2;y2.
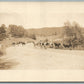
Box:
0;45;18;70
0;58;18;70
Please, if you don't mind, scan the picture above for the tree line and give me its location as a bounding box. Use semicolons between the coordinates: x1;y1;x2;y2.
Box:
0;24;36;41
0;21;84;45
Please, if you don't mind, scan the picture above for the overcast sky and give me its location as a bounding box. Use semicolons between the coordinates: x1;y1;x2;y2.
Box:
0;2;84;29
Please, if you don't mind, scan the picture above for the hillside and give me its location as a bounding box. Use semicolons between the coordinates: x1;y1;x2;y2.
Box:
27;27;64;36
27;27;84;37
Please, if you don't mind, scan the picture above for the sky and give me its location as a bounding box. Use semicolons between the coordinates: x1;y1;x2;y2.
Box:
0;2;84;29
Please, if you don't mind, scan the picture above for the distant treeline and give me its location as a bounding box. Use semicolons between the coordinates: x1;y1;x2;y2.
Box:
0;24;36;41
0;21;84;42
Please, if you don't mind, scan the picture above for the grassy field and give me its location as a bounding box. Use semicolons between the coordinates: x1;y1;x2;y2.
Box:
3;43;84;70
0;35;84;70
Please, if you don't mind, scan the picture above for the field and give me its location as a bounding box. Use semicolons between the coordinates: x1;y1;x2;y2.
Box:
1;43;84;70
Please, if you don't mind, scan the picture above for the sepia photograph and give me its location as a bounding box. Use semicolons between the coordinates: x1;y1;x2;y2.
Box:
0;2;84;71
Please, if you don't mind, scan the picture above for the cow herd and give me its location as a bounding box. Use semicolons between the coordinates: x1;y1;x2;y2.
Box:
10;38;74;50
12;41;26;46
33;39;73;49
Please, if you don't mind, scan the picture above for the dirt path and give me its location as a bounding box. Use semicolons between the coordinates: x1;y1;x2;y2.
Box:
4;43;84;70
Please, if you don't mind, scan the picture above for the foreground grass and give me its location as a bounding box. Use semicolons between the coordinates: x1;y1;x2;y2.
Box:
0;46;18;70
0;58;18;70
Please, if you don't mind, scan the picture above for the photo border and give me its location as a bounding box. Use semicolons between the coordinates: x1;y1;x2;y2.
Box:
0;0;84;83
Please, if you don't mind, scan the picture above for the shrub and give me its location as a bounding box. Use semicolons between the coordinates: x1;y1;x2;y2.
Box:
62;21;84;50
28;34;36;40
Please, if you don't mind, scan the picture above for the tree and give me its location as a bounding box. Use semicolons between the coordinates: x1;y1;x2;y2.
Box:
0;24;7;41
63;21;73;37
72;21;83;39
63;21;84;48
7;25;25;37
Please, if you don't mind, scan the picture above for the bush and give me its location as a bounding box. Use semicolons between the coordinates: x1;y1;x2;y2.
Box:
7;25;25;38
28;34;36;40
0;24;7;41
62;21;84;50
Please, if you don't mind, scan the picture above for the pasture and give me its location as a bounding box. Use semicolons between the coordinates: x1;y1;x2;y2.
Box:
0;36;84;70
2;42;84;70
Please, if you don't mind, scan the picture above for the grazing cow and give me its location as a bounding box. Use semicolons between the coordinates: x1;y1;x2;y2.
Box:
42;42;49;49
17;42;20;46
34;40;46;49
21;42;25;45
27;41;39;48
49;41;54;48
62;39;72;49
63;43;72;48
12;42;16;46
39;42;44;48
45;42;50;48
32;41;38;47
42;40;51;49
53;41;61;49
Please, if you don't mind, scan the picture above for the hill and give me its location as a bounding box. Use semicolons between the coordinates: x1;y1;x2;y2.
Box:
27;27;64;36
27;27;84;37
